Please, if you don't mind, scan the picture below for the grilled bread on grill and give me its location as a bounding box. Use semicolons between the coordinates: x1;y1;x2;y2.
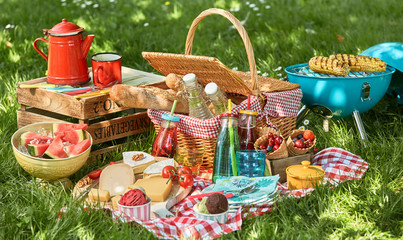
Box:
329;54;386;72
308;56;350;76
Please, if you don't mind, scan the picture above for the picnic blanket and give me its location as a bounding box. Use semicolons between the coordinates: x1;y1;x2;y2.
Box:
107;147;369;239
59;147;368;239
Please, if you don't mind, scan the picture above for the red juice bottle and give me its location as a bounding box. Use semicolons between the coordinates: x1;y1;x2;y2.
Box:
152;114;180;158
238;110;258;150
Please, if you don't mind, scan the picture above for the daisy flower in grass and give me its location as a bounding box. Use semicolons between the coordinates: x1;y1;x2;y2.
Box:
298;126;306;130
303;119;310;125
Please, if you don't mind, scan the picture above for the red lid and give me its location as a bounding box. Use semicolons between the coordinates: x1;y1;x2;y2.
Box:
46;19;84;36
220;113;238;118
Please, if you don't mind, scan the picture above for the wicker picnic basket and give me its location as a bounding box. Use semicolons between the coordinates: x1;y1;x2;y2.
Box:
144;8;301;169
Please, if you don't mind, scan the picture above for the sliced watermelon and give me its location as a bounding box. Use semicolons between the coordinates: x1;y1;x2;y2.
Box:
52;123;88;134
65;139;91;157
54;129;86;144
27;143;51;157
20;132;53;147
43;136;69;159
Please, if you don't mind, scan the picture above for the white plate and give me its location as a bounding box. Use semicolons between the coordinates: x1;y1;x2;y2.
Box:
122;151;154;167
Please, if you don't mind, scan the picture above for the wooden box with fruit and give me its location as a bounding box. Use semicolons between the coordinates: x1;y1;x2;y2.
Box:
16;67;166;160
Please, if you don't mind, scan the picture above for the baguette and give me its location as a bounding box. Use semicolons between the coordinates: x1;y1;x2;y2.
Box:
109;84;189;113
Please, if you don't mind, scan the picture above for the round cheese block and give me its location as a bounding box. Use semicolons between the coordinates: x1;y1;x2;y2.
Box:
99;163;134;196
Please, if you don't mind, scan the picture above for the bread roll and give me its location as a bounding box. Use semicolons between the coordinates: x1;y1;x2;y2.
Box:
165;73;184;92
110;84;189;113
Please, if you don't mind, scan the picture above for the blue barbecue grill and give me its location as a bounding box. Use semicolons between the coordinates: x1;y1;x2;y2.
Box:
285;63;395;144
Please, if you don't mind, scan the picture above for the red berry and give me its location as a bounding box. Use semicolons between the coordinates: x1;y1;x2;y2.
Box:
274;136;283;145
260;144;267;150
268;132;274;139
273;144;280;151
313;148;319;153
273;134;278;139
294;140;304;148
269;139;275;145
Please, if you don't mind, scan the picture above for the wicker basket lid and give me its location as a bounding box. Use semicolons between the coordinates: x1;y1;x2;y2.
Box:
142;8;299;97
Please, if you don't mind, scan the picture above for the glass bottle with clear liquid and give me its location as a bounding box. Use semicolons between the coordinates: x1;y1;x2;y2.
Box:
182;73;213;120
204;82;229;116
212;113;240;182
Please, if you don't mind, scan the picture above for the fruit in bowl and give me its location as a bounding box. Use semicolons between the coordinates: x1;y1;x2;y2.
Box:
254;128;288;159
287;129;316;156
11;122;92;181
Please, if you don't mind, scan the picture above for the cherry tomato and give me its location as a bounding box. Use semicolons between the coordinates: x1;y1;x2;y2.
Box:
177;166;192;176
179;174;194;188
162;166;177;179
88;169;102;179
109;162;118;165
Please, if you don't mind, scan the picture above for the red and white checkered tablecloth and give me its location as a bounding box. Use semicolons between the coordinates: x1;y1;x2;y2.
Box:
105;147;368;239
148;89;302;139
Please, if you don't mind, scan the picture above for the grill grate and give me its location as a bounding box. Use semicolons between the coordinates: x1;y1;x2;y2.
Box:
289;65;394;78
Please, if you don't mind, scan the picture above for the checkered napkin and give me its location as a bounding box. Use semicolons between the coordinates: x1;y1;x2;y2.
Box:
277;147;369;197
58;147;368;239
262;89;303;128
112;176;243;240
111;147;368;239
148;88;302;139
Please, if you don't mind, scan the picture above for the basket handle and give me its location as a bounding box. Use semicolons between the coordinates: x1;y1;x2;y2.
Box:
185;8;260;95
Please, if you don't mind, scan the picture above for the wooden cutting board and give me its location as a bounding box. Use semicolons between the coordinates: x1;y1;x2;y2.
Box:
72;158;192;218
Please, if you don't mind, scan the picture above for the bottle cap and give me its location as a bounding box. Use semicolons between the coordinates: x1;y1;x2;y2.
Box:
182;73;197;86
239;110;258;116
220;113;238;118
204;82;219;95
161;114;180;122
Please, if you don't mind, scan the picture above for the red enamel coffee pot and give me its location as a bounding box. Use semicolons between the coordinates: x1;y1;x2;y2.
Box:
33;19;94;85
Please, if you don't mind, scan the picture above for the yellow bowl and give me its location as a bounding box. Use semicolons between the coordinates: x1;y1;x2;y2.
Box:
11;122;92;181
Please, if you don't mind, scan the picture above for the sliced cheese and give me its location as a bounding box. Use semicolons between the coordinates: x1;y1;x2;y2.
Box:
143;159;175;176
134;176;172;202
89;188;110;202
111;195;121;209
99;163;135;196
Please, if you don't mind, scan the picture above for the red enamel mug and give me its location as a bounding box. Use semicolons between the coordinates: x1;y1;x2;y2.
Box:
91;53;122;88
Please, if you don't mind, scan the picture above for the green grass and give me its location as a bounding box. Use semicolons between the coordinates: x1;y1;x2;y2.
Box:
1;0;402;239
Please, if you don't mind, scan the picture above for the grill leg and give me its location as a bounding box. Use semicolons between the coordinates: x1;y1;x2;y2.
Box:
352;110;369;147
296;105;310;125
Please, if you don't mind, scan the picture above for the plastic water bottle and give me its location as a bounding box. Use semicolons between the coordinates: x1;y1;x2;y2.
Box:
204;82;229;116
182;73;213;119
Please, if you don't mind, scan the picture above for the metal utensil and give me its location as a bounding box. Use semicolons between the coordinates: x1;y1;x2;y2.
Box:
74;179;99;201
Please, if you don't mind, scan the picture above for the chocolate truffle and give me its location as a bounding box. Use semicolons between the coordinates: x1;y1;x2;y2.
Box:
205;193;228;214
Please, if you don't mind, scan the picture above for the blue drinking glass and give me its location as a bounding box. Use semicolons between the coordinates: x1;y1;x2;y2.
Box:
235;150;266;177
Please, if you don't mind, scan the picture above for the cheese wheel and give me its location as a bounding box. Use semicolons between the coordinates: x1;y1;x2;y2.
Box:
99;163;135;196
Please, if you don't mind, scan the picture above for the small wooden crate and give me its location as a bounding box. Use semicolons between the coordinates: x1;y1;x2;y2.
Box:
16;67;165;161
266;153;312;183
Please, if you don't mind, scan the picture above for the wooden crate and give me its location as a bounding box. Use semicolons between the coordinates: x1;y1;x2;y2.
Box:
16;67;165;160
266;153;312;183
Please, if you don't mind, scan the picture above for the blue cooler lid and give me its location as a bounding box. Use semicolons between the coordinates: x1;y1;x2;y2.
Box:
161;114;180;122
